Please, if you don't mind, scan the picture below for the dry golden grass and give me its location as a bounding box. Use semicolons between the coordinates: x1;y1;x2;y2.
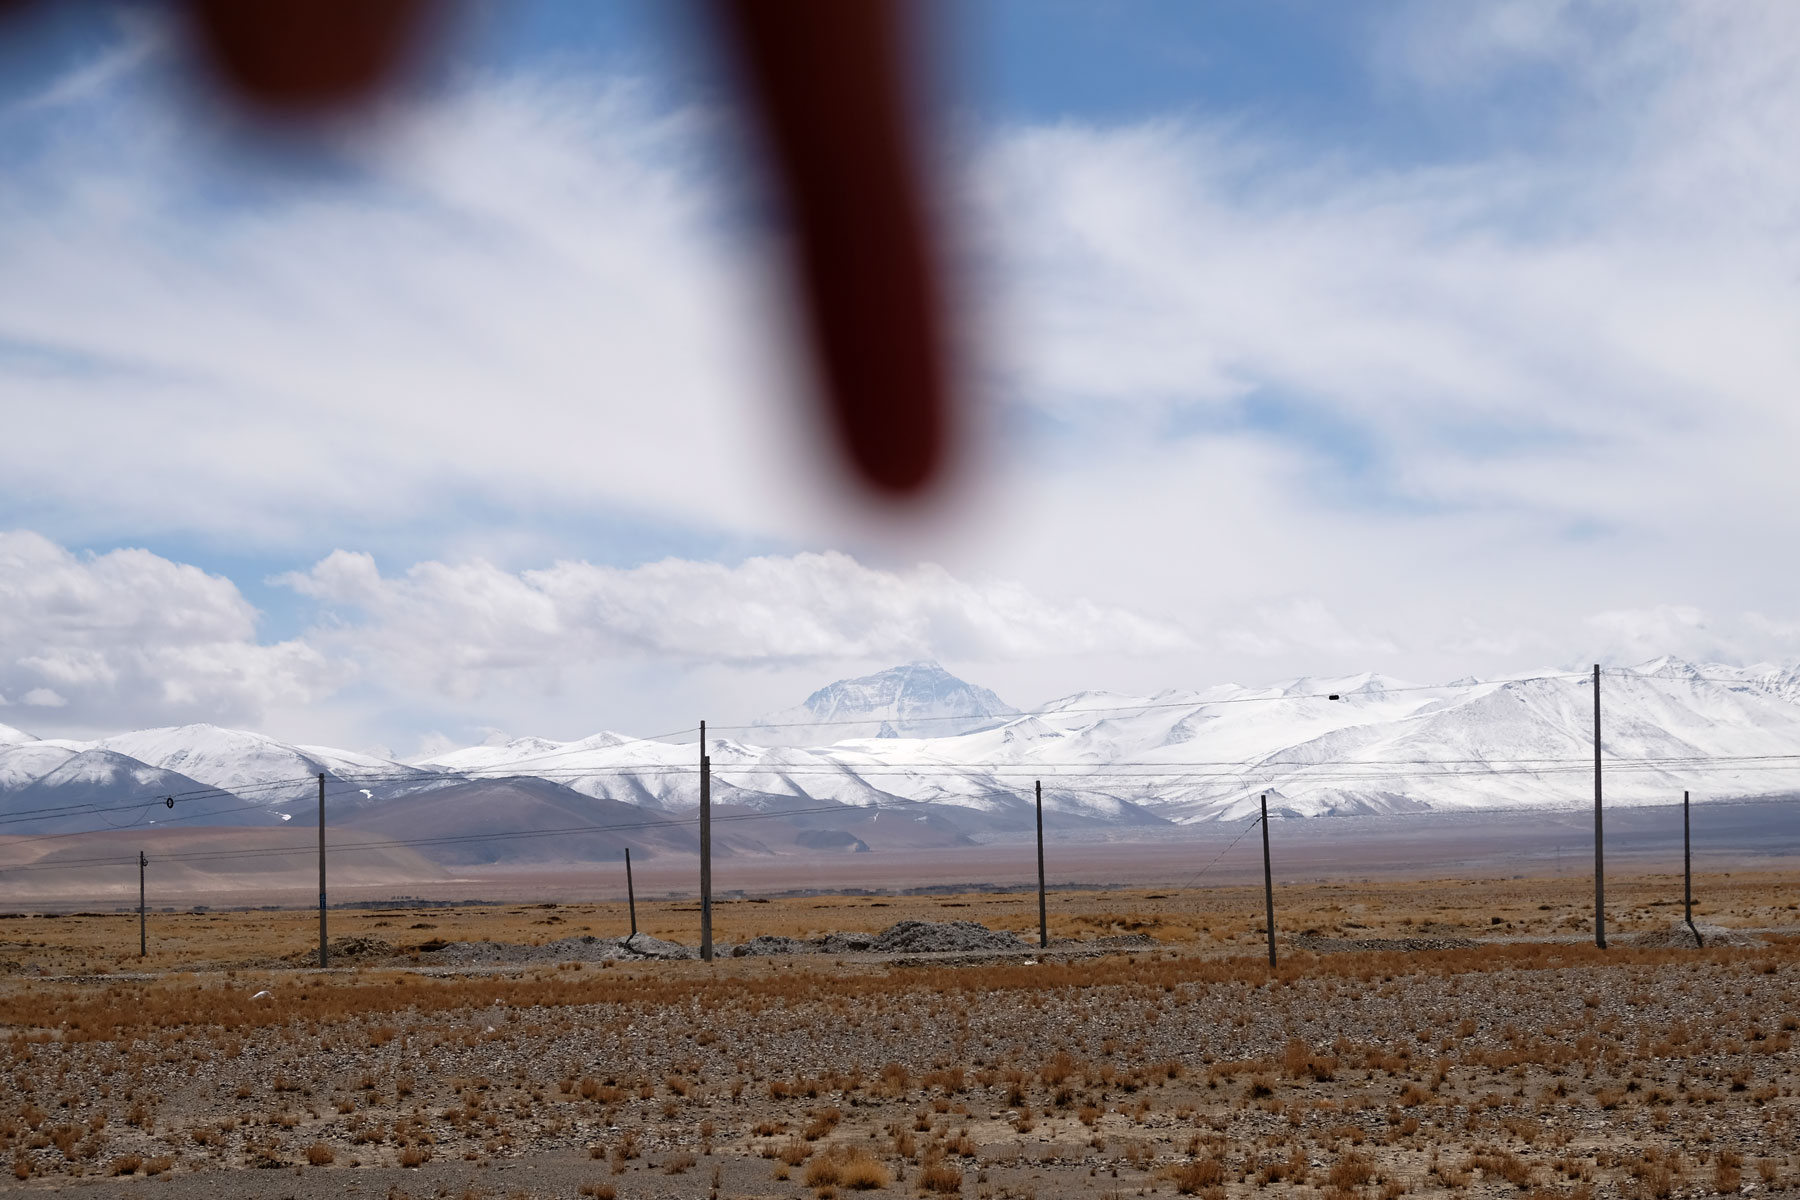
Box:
6;866;1795;974
803;1143;892;1191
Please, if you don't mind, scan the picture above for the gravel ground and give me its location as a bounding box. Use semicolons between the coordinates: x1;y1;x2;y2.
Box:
3;926;1798;1199
400;921;1035;968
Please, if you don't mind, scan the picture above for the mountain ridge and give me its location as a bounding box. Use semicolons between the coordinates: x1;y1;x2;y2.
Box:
5;659;1800;857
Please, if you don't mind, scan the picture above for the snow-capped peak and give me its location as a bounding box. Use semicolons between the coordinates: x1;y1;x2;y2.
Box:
750;661;1019;746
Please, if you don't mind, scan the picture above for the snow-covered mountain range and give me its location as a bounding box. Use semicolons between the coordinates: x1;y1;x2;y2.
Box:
4;658;1800;858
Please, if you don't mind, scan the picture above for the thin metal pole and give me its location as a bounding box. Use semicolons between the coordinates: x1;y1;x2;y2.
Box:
318;772;328;968
1593;664;1606;950
1035;780;1047;950
1684;790;1701;947
138;851;147;958
699;721;713;963
1260;793;1277;969
625;846;638;945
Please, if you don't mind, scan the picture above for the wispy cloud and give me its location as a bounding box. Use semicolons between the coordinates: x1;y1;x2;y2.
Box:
6;4;1800;732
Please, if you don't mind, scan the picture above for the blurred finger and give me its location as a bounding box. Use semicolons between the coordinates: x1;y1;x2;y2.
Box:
716;0;952;498
183;0;435;114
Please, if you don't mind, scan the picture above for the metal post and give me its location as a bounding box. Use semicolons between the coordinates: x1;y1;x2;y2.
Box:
1684;790;1701;947
1035;780;1047;950
318;772;328;968
1593;664;1605;950
625;846;638;945
1260;793;1276;969
138;851;147;958
699;721;713;963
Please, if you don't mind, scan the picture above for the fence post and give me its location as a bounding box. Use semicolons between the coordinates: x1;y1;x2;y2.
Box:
625;846;638;946
1261;793;1277;969
1035;780;1047;950
1684;790;1701;947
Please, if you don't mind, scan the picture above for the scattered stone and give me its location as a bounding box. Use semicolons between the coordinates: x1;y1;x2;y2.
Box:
281;935;395;964
729;935;807;957
1291;934;1481;954
1627;920;1763;949
866;920;1026;954
420;933;696;966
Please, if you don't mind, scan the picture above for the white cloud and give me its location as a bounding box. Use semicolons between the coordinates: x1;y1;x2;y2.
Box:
0;64;819;552
1217;598;1397;659
0;531;339;733
7;5;1800;728
275;549;1195;702
1584;604;1800;668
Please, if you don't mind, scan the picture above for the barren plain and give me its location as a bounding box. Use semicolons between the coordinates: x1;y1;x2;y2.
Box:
1;867;1798;1199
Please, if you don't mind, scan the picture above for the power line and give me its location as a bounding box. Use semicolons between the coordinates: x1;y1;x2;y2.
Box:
1168;810;1266;891
707;673;1590;733
10;746;1800;846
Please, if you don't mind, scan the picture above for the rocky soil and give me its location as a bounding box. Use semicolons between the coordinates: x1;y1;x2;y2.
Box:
2;921;1798;1200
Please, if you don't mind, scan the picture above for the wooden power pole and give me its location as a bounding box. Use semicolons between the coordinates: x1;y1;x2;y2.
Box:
625;846;638;946
1035;780;1047;950
318;772;328;968
1593;665;1605;950
699;721;713;962
138;850;147;958
1261;793;1277;969
1684;790;1701;947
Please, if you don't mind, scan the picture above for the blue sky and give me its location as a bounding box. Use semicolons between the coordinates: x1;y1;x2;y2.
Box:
4;1;1800;752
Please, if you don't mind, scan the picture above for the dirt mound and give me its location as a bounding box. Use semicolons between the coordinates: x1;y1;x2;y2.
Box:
1626;921;1763;949
868;920;1025;954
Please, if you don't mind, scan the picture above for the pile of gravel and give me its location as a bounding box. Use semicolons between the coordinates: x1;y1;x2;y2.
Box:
423;933;695;966
727;935;808;957
616;934;697;959
1291;934;1481;954
405;919;1036;966
1627;920;1763;949
866;920;1026;954
288;936;394;964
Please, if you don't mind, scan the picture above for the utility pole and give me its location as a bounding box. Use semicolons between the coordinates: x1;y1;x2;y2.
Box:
699;721;713;962
1260;793;1277;969
624;846;638;946
1593;664;1606;950
318;772;328;968
138;850;147;958
1035;780;1047;950
1684;790;1701;947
